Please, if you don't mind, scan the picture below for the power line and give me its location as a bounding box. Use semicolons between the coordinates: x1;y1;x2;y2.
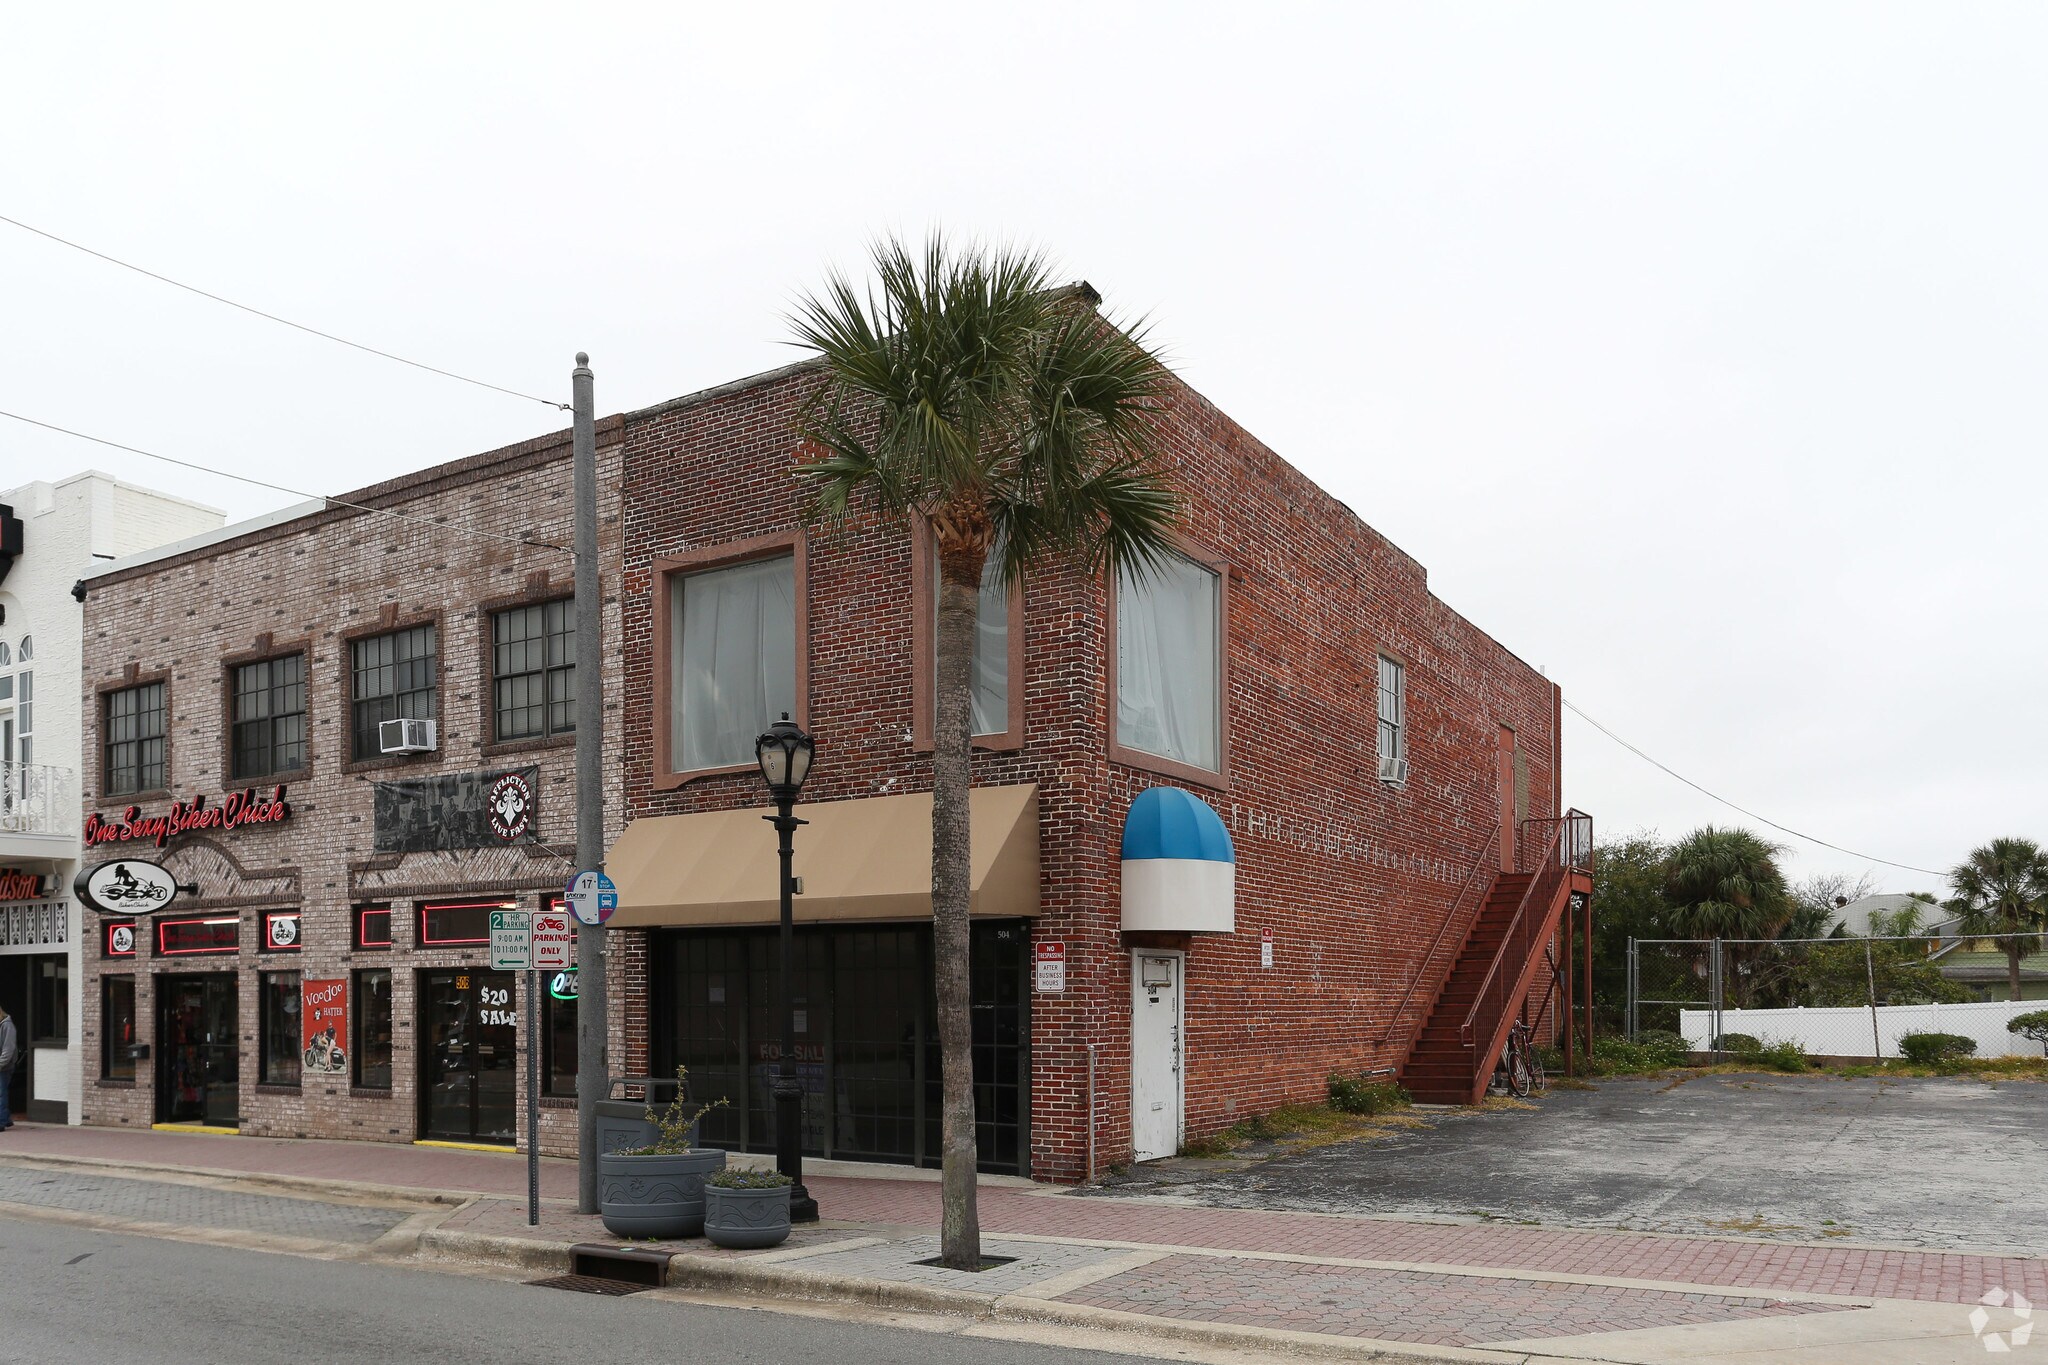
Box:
0;212;568;412
1562;696;1949;878
0;409;569;554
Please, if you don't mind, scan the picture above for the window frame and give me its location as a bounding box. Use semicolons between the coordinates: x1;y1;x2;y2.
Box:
909;523;1025;752
353;903;394;952
225;647;309;782
650;531;809;789
99;675;170;799
101;975;137;1081
417;898;501;947
485;594;577;750
1376;652;1408;788
258;970;302;1088
1105;542;1232;789
342;615;441;769
352;967;394;1090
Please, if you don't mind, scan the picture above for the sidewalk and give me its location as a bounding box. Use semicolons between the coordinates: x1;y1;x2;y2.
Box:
1;1122;2033;1363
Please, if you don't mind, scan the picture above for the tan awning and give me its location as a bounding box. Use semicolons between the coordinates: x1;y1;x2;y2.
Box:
606;784;1039;929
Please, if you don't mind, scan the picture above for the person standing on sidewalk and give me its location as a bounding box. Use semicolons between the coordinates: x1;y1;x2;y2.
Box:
0;1003;17;1130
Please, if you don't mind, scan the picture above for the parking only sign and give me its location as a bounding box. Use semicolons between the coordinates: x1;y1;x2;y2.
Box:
490;911;532;971
531;909;576;971
565;869;618;927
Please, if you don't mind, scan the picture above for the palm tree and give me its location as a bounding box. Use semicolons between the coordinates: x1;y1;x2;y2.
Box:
1947;838;2048;1001
790;236;1182;1268
1664;827;1790;1007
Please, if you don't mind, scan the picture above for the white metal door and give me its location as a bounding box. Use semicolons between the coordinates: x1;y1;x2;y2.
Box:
1130;951;1184;1162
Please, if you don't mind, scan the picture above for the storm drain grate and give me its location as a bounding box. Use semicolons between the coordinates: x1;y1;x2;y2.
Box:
528;1273;652;1297
912;1254;1019;1272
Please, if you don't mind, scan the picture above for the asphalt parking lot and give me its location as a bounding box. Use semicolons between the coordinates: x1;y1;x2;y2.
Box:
1136;1073;2048;1253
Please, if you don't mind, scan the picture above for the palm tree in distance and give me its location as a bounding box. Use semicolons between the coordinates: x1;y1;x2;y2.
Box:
1947;838;2048;1001
1664;826;1791;1006
789;236;1183;1268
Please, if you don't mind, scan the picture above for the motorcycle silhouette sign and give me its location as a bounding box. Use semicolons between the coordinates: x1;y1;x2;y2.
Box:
75;859;183;914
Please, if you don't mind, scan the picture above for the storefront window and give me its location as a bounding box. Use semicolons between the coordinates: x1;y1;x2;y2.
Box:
102;976;136;1080
259;971;301;1087
353;969;393;1089
419;900;498;946
354;904;392;950
157;916;241;956
543;972;577;1096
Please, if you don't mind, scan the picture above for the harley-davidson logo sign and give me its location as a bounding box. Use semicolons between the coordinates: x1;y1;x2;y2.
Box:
0;869;46;901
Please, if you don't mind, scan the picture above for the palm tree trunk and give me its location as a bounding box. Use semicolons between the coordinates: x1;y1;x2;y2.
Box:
933;553;983;1269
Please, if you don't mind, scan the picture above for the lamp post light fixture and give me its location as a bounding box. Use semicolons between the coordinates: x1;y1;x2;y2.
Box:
755;712;819;1222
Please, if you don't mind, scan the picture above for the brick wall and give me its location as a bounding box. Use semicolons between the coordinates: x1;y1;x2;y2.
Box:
76;425;629;1157
615;361;1562;1181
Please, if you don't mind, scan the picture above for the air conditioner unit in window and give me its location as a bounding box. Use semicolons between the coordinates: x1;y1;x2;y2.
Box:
1379;755;1408;785
379;718;438;754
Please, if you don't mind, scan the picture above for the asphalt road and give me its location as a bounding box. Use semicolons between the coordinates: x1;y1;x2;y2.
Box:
1137;1074;2048;1252
0;1214;1148;1365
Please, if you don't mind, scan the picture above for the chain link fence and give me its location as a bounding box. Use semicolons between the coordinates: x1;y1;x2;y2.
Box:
1627;933;2048;1061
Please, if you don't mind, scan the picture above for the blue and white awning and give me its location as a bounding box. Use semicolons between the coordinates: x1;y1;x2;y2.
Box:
1120;787;1235;933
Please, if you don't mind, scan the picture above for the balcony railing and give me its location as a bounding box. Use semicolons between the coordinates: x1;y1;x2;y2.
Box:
0;761;79;840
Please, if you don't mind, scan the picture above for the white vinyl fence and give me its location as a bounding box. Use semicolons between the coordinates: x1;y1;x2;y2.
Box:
1681;998;2047;1060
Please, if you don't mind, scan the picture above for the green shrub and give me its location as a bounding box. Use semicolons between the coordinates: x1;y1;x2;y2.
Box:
1712;1033;1763;1055
1590;1036;1677;1075
708;1166;792;1189
1756;1038;1810;1072
1635;1030;1691;1065
1327;1074;1412;1115
2007;1010;2048;1054
623;1066;729;1156
1898;1032;1977;1065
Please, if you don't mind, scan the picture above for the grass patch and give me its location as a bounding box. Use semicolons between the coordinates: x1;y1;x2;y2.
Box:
1177;1098;1426;1159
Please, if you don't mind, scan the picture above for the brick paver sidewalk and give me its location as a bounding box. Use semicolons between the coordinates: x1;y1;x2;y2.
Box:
4;1121;2037;1358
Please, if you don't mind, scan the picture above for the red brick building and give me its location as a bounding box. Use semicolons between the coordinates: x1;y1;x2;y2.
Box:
604;353;1587;1183
70;333;1587;1177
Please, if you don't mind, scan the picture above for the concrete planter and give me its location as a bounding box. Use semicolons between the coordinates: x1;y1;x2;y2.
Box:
703;1182;792;1249
597;1148;725;1240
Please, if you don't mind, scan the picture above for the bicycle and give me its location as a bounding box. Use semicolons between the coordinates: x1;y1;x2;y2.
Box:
1498;1020;1547;1098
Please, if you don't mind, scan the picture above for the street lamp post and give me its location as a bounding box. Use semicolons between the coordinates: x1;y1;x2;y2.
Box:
755;713;819;1223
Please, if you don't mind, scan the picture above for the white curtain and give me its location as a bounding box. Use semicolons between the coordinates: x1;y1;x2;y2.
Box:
672;557;796;770
971;554;1009;735
1117;555;1219;770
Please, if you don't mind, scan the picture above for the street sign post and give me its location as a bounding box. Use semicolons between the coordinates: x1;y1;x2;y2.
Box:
490;911;532;971
564;870;617;927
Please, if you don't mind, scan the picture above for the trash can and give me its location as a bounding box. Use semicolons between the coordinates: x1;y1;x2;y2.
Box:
594;1075;677;1154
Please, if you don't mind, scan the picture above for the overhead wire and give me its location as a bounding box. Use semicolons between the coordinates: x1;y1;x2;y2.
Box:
1562;697;1949;877
0;212;569;411
0;409;570;554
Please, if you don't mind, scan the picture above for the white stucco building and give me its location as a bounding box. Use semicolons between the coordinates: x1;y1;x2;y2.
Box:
0;470;222;1123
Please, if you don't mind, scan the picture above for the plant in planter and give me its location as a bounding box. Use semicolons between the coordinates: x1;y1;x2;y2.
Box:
703;1166;794;1250
597;1067;729;1240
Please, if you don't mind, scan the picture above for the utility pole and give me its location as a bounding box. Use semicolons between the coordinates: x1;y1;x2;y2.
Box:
572;352;607;1216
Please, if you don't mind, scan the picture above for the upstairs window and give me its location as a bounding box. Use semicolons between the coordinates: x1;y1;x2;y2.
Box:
492;600;575;742
1377;655;1407;785
104;681;166;795
231;654;306;779
669;555;796;773
350;625;436;760
1115;553;1222;776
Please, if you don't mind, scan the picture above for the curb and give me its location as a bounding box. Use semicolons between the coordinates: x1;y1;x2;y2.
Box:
415;1227;574;1273
663;1254;1527;1365
0;1152;463;1210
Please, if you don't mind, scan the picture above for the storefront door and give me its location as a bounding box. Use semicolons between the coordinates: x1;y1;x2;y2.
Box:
418;970;516;1145
1130;951;1184;1163
158;974;240;1127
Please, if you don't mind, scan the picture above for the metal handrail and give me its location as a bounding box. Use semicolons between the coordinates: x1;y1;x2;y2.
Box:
1460;818;1570;1048
1517;809;1595;875
1381;827;1500;1044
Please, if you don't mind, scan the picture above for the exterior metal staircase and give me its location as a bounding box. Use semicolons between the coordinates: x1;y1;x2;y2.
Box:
1398;812;1595;1105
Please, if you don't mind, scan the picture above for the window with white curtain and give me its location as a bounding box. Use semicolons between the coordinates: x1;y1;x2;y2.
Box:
1116;553;1220;772
930;542;1010;737
670;556;797;771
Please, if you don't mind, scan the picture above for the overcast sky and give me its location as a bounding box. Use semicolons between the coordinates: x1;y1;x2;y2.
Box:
5;3;2042;894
